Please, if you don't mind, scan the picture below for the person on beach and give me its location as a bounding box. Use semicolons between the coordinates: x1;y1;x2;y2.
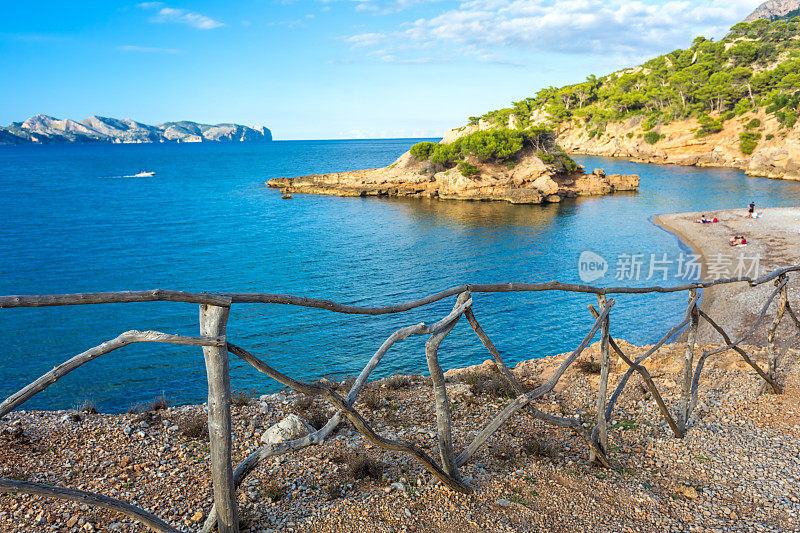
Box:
747;202;755;218
695;215;718;224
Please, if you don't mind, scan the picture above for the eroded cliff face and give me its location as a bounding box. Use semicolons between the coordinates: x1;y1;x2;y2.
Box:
267;147;639;205
555;110;800;180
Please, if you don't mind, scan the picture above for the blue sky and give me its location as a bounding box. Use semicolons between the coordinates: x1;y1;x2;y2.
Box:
0;0;764;139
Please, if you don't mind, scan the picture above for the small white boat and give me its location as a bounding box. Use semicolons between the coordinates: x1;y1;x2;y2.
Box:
130;170;155;177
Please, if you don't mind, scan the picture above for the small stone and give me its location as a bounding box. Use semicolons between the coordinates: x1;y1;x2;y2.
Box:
191;510;204;523
260;414;313;445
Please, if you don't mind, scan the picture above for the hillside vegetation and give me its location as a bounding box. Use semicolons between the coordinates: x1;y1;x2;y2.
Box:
472;17;800;148
409;127;578;177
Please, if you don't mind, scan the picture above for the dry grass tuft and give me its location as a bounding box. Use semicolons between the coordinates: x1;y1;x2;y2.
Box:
178;414;208;440
522;436;556;458
464;372;518;398
348;455;384;480
232;388;257;407
576;359;601;374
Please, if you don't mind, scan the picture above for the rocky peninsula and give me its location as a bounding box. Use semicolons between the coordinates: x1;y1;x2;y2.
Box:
268;129;639;204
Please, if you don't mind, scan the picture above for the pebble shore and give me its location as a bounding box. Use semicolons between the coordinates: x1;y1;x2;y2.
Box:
1;341;799;532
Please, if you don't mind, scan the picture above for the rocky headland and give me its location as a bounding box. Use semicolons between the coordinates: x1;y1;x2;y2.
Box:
268;130;639;204
0;115;272;145
462;11;800;181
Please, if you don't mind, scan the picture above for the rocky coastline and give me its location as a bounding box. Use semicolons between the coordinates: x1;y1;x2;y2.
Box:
267;147;639;205
556;110;800;181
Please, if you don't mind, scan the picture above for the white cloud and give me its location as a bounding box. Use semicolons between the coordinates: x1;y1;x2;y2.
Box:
118;45;182;53
137;3;224;30
344;0;764;62
354;0;444;13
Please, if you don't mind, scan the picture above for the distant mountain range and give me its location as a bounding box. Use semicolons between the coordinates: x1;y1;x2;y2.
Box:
0;115;272;145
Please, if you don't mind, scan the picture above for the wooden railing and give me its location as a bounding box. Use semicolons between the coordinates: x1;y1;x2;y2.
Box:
0;265;799;532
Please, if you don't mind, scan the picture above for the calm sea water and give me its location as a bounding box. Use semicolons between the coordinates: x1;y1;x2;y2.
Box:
1;140;799;412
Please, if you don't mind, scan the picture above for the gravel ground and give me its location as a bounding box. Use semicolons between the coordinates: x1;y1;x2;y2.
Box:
1;341;799;533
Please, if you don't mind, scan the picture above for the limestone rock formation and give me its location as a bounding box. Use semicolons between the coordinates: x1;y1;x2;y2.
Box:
555;110;800;181
267;144;639;205
744;0;800;21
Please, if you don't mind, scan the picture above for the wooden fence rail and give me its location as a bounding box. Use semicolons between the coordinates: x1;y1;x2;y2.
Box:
0;267;798;532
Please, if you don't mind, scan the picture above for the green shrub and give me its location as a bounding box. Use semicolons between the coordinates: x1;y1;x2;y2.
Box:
644;131;661;144
537;151;555;164
626;132;634;138
410;141;437;160
782;109;798;128
641;115;660;131
458;161;480;177
739;131;761;154
697;115;724;136
460;129;524;162
430;143;460;167
411;127;561;172
723;111;736;121
558;152;579;173
766;133;775;140
745;118;762;130
734;100;752;116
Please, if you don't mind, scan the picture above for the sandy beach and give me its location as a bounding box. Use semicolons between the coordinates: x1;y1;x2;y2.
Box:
654;207;800;343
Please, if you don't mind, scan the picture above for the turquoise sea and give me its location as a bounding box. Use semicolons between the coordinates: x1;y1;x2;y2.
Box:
1;140;799;412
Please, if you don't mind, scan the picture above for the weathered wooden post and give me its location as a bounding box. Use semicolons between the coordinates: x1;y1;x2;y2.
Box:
424;292;469;482
591;294;610;464
678;289;699;436
767;275;788;391
199;303;238;533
